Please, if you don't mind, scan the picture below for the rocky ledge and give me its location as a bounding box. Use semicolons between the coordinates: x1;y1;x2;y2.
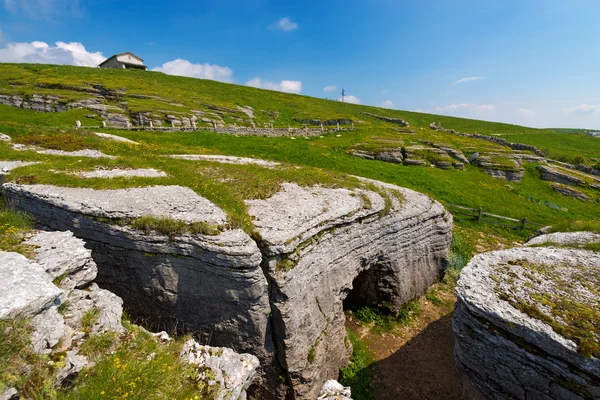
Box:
453;234;600;400
2;176;452;398
0;230;259;400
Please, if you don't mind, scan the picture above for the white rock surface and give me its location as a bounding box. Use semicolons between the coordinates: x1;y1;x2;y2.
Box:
453;244;600;399
92;132;139;144
76;168;168;179
525;231;600;247
167;154;279;167
0;252;62;319
36;149;117;159
247;182;385;254
0;160;40;176
3;184;228;225
180;339;260;400
318;380;353;400
0;133;11;142
25;230;98;292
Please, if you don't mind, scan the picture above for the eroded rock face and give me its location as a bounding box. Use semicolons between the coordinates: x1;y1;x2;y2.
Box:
2;178;452;398
470;153;524;182
453;242;600;400
247;181;452;398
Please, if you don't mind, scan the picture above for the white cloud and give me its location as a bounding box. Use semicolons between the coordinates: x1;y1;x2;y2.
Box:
0;40;105;66
453;76;484;85
381;100;393;107
269;17;298;32
246;77;302;94
381;89;389;93
338;95;360;104
434;103;494;113
153;59;233;82
563;104;600;114
516;107;535;117
323;85;337;92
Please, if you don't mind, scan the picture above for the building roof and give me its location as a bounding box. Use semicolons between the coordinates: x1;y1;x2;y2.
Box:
98;52;146;67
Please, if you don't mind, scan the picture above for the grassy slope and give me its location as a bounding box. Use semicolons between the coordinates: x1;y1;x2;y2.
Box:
0;63;598;231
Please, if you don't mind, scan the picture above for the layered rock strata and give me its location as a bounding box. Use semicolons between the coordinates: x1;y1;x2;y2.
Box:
0;230;260;399
453;241;600;400
3;178;452;398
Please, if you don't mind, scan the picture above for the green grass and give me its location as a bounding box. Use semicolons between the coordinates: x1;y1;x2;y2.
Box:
0;199;35;254
339;330;374;400
0;316;218;400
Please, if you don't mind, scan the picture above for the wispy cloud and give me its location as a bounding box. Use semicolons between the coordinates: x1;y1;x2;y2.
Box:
453;76;484;85
269;17;298;32
153;59;233;82
381;90;389;94
563;104;600;114
246;77;302;94
434;103;494;113
323;85;337;92
0;40;104;66
381;100;393;108
339;94;360;104
516;107;535;117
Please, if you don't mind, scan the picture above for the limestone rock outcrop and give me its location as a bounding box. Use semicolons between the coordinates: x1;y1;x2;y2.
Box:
317;380;352;400
470;153;524;182
180;339;260;400
2;177;452;398
453;237;600;400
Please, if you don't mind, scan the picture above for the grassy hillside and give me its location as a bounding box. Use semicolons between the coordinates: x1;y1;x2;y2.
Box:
0;63;598;235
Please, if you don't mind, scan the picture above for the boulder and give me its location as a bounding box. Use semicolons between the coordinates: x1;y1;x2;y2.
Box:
180;339;260;400
375;150;403;163
0;252;62;319
0;133;11;142
453;244;600;400
318;380;352;400
2;176;452;397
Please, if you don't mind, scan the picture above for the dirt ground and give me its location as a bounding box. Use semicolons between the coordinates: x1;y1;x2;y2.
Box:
346;286;465;400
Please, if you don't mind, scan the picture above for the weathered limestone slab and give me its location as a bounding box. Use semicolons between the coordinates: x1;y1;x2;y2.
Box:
525;231;600;247
1;183;273;386
248;181;452;398
551;183;590;201
537;165;585;186
76;168;168;179
92;132;139;144
180;339;260;400
454;244;600;400
0;133;12;142
3;184;227;224
36;149;117;159
0;252;62;319
167;154;280;167
24;230;98;293
471;153;524;182
0;161;40;183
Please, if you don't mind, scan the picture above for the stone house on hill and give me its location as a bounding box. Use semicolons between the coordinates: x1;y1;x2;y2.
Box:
98;52;148;70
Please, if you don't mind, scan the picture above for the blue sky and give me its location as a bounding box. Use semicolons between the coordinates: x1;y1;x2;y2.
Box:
1;0;600;129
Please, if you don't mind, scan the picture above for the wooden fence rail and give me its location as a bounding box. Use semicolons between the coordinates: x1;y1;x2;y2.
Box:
445;204;545;230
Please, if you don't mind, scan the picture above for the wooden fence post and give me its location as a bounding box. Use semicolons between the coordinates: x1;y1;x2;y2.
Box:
521;218;527;230
477;207;483;222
